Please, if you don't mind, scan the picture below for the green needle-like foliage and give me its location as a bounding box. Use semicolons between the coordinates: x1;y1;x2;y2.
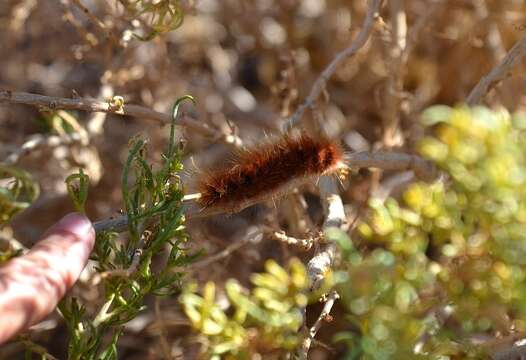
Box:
65;168;89;214
0;164;39;226
121;0;185;41
60;96;197;360
0;164;39;262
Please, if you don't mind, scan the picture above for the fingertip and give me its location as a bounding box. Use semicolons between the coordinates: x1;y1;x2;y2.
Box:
49;212;95;246
0;213;96;344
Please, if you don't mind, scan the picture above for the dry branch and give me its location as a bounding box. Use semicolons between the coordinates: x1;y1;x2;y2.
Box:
271;230;317;251
3;133;85;166
402;0;443;64
188;227;263;270
381;0;407;147
299;290;340;359
345;151;437;181
93;214;129;234
0;90;241;146
66;0;120;46
466;36;526;105
91;248;143;285
484;332;526;360
296;148;437;359
298;177;345;360
283;0;382;130
307;177;345;291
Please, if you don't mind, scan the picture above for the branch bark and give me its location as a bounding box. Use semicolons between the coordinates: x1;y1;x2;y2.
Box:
3;133;85;166
466;36;526;105
283;0;382;131
0;89;242;146
298;177;345;360
299;290;340;359
381;0;407;147
307;177;345;291
188;227;263;270
345;151;437;181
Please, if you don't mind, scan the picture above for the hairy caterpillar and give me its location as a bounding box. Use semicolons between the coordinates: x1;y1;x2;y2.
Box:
194;133;347;216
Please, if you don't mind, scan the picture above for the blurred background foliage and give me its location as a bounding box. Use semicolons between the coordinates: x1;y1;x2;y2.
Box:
342;106;526;359
0;164;39;225
181;258;308;359
182;106;526;359
1;0;526;358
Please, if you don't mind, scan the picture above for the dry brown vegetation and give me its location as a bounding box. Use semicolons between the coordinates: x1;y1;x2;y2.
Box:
1;0;526;359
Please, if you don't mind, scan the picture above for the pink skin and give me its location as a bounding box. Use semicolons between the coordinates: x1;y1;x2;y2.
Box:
0;213;95;344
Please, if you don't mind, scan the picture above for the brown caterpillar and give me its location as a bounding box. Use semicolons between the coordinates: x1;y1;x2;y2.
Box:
194;133;347;216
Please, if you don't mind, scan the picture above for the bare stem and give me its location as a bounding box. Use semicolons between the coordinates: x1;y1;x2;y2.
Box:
381;0;407;147
188;227;263;270
0;89;242;146
91;249;143;285
4;133;85;166
483;331;526;360
297;177;344;360
19;338;59;360
67;0;120;46
283;0;382;131
271;230;318;251
93;214;130;234
299;290;340;360
345;151;437;181
307;177;345;291
466;36;526;105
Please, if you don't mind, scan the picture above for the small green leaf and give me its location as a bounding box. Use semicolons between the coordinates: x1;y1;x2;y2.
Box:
420;105;453;126
168;95;195;157
326;227;354;254
65;168;89;214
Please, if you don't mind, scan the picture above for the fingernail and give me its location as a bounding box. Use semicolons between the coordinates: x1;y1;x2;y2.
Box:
52;213;94;239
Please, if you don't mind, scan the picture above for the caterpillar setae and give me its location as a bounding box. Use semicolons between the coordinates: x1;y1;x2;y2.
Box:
193;133;347;216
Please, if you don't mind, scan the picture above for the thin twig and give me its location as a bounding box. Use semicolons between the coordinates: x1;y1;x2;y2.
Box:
93;215;129;233
297;177;345;360
86;84;114;135
299;290;340;360
1;90;109;165
67;0;120;46
0;90;242;146
413;304;453;355
372;170;414;201
483;332;526;360
382;0;444;146
381;0;407;147
307;177;346;291
61;0;99;46
402;1;443;114
189;227;263;270
283;0;382;131
91;248;143;285
402;1;443;65
345;151;437;181
466;36;526;105
91;200;203;233
3;133;85;166
312;339;336;354
154;298;173;360
270;230;319;251
18;338;59;360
